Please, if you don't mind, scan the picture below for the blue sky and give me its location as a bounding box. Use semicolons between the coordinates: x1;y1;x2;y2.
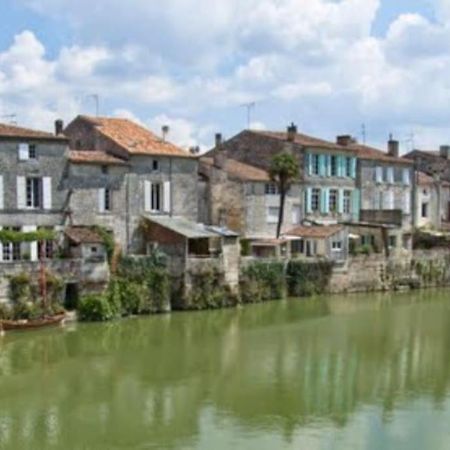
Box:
0;0;449;151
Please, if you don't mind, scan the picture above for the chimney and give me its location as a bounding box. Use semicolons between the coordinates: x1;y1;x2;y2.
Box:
336;135;353;146
388;135;399;158
287;123;297;142
55;119;64;136
439;145;450;160
162;125;170;142
189;146;200;155
213;132;226;169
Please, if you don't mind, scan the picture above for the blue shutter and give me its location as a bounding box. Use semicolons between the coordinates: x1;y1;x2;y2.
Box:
305;188;312;214
338;188;344;214
352;190;360;221
319;155;326;176
326;155;332;177
306;153;312;175
351;157;357;179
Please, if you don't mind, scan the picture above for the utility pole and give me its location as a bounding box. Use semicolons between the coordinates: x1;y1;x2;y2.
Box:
241;102;256;129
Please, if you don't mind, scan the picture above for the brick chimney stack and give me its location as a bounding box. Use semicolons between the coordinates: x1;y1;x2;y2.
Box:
214;133;226;169
55;119;64;136
336;135;353;146
439;145;450;160
388;134;399;158
287;123;297;142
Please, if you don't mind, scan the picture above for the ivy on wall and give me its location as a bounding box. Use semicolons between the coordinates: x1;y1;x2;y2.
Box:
287;261;334;297
0;229;55;244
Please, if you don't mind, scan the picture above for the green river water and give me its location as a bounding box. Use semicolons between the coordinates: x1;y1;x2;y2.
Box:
1;289;450;449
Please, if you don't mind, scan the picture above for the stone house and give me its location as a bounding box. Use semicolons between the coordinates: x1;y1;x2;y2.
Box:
0;121;69;263
341;137;415;253
404;147;450;228
201;125;360;237
64;115;198;253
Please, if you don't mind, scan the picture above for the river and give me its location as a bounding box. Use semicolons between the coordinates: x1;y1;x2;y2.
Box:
1;289;450;449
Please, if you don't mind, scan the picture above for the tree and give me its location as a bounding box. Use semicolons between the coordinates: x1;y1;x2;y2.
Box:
269;153;299;238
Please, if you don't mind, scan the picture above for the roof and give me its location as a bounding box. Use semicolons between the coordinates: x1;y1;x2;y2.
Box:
349;143;413;164
201;157;270;182
251;130;356;152
0;122;67;141
77;116;191;158
65;227;104;244
417;171;435;186
143;215;238;239
69;150;127;166
285;225;344;239
250;238;288;246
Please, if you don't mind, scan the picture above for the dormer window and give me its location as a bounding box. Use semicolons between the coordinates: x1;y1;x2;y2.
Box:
18;143;37;161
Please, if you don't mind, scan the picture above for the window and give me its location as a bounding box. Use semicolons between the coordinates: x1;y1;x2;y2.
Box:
26;178;42;208
332;241;342;251
265;183;278;195
101;165;108;175
388;235;397;248
104;189;112;211
267;206;279;224
385;167;394;183
329;189;338;212
330;156;338;176
312;154;320;175
421;202;429;218
343;190;352;214
18;143;37;160
38;232;54;259
291;239;304;254
91;246;98;253
152;160;159;172
2;227;21;261
28;145;37;159
375;166;383;183
403;168;411;185
292;204;301;224
311;188;320;212
151;183;162;211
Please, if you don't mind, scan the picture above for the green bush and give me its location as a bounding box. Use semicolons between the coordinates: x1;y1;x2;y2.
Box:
240;239;251;256
9;273;32;303
78;295;115;322
11;301;44;321
240;262;285;303
0;303;12;320
287;261;334;297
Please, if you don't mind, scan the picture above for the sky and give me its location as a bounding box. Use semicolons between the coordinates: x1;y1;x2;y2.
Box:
0;0;449;152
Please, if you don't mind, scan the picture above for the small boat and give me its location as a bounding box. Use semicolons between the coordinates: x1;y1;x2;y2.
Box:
0;314;66;333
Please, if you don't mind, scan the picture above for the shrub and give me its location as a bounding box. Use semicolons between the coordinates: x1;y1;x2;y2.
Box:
11;301;44;321
9;273;32;303
240;239;251;256
240;262;285;303
0;303;12;320
287;261;334;297
78;295;115;322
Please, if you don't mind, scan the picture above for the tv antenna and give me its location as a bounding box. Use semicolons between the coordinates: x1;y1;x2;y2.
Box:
241;102;256;129
0;114;17;125
87;94;100;117
361;123;367;144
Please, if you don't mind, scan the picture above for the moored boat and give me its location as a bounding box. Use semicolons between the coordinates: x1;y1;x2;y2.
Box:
0;314;66;333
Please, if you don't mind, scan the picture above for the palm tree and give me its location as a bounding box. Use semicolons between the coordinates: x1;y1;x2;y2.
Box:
269;153;299;238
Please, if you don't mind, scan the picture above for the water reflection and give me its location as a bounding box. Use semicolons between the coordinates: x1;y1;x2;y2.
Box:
0;290;450;449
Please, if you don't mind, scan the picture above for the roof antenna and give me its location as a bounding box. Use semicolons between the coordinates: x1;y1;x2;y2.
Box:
1;114;17;125
87;94;100;117
361;123;366;144
240;102;256;129
162;125;170;142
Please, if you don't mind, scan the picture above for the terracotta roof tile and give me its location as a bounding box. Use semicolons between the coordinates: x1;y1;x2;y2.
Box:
79;116;191;157
65;227;104;244
349;144;413;164
251;130;356;152
201;157;270;181
0;122;66;140
69;150;127;166
285;225;343;239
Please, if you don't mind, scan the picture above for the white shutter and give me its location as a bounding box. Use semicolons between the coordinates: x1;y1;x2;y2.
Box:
17;176;26;209
385;191;394;210
98;188;106;213
404;191;411;214
163;181;171;213
0;175;3;209
403;168;410;185
387;167;394;184
43;177;52;210
18;143;29;160
0;226;3;262
375;167;383;183
144;181;151;212
22;225;38;261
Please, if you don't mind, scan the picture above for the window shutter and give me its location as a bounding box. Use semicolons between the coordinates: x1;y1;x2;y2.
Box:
351;158;357;179
22;225;38;261
0;175;3;210
305;188;312;214
98;188;106;213
18;143;29;160
404;191;411;214
352;190;360;221
326;155;332;177
338;189;344;214
163;181;171;213
384;191;394;210
144;181;151;212
375;167;383;183
387;167;394;183
319;155;326;177
403;168;410;185
17;176;26;209
43;177;52;210
306;153;312;175
322;189;330;214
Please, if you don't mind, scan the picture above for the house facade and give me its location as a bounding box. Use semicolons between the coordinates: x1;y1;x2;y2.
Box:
64;116;199;253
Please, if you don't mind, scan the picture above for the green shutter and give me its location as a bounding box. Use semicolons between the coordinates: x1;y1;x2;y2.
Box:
319;155;326;176
338;189;344;214
326;155;332;177
351;157;357;179
352;190;360;221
